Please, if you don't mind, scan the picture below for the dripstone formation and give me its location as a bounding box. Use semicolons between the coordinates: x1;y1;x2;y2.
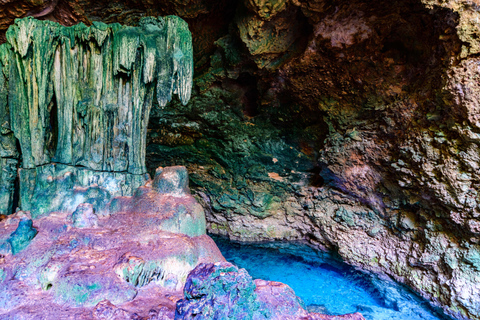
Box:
0;15;193;217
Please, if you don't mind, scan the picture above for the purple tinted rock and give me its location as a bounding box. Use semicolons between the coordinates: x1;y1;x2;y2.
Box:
93;300;130;320
71;203;98;228
175;262;269;320
254;279;308;319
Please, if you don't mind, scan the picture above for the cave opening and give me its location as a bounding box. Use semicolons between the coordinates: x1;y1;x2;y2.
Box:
237;72;260;117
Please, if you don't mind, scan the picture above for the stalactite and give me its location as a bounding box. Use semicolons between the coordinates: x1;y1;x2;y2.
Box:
0;16;193;217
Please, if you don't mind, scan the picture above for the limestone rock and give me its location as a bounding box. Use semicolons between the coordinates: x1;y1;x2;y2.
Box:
236;5;305;69
0;158;18;215
0;16;193;218
127;166;206;237
1;16;192;172
421;0;480;57
0;43;18;215
71;203;98;228
152;166;190;196
93;300;131;320
0;168;225;318
175;262;268;319
244;0;289;20
2;1;480;319
19;163;148;218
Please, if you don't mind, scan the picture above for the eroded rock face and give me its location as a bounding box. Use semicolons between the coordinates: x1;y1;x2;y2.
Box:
2;0;480;319
0;168;363;319
0;16;193;218
146;1;480;318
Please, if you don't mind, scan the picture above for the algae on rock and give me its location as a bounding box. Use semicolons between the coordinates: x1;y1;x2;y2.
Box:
0;16;193;216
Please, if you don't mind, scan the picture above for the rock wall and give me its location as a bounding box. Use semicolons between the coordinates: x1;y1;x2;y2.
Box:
148;2;480;317
2;0;480;319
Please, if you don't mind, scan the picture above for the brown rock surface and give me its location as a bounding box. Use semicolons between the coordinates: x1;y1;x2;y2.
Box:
3;0;480;319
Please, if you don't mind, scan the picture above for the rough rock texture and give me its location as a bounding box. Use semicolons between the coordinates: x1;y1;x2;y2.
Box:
176;262;365;320
7;217;37;254
0;165;225;319
2;0;480;319
126;166;207;237
0;13;375;320
2;16;192;171
0;16;193;217
18;163;148;218
0;168;362;319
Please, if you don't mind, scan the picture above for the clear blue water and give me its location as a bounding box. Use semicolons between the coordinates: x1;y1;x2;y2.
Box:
212;236;454;320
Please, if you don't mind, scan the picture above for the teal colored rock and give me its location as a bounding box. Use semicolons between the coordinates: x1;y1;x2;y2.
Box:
0;158;18;215
2;16;192;173
54;276;137;307
7;218;38;254
0;45;19;215
19;163;148;218
175;262;268;320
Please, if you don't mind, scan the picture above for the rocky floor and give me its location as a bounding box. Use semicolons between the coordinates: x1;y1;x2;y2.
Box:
0;166;223;319
0;166;364;320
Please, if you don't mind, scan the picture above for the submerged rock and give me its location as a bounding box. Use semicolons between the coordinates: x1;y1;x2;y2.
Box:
176;262;366;320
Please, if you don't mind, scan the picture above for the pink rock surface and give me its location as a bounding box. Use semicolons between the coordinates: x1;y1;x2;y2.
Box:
0;171;225;319
0;167;365;319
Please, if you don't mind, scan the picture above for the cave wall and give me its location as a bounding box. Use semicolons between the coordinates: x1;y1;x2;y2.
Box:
2;0;480;319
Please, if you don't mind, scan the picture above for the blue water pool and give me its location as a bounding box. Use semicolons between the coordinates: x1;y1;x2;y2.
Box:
212;236;454;320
